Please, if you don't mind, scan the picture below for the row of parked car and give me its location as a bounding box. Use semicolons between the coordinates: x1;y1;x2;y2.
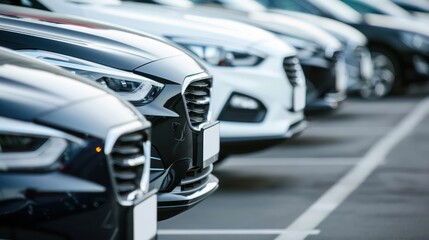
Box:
1;0;429;239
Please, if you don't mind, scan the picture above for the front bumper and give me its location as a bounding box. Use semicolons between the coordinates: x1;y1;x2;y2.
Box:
208;51;306;142
220;119;308;156
305;93;346;112
346;45;373;93
408;54;429;81
157;174;219;220
0;140;156;240
301;55;347;112
221;118;308;143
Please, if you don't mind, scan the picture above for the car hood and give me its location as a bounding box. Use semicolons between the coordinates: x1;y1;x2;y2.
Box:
364;14;429;37
0;5;187;71
0;48;142;139
246;11;342;50
156;5;341;50
275;10;367;46
57;2;278;48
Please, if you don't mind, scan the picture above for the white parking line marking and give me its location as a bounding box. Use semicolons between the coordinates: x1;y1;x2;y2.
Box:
275;97;429;240
223;158;360;167
158;229;321;236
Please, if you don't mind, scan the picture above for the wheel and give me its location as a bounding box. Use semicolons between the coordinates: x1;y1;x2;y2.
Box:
360;47;402;99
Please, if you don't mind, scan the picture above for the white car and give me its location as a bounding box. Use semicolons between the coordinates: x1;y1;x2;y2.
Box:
278;11;373;95
128;0;349;111
27;0;307;154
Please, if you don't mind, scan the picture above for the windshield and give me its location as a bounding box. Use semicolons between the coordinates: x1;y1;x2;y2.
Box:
66;0;121;5
192;0;267;12
154;0;193;7
394;0;429;12
346;0;410;17
312;0;362;23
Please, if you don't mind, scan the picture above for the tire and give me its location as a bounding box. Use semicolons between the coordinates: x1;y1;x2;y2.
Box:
360;47;403;99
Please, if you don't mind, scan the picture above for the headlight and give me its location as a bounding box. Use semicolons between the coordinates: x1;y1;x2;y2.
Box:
277;35;325;59
17;50;164;105
400;32;429;54
0;117;83;171
170;38;265;67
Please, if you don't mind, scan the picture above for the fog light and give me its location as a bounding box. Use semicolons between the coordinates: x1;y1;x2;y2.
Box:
414;56;429;75
218;93;267;123
230;95;259;110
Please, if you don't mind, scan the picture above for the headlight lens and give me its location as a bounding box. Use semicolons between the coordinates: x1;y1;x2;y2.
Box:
17;50;164;105
0;134;48;153
185;44;264;67
170;39;265;67
0;117;83;171
401;32;429;54
277;35;325;59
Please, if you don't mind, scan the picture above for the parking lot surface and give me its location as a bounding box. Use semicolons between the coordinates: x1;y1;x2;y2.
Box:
158;92;429;240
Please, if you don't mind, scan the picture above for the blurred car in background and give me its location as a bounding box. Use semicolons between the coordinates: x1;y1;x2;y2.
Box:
135;0;349;111
0;4;220;220
393;0;429;16
0;47;156;240
340;0;429;25
23;0;308;159
261;0;429;98
252;5;374;99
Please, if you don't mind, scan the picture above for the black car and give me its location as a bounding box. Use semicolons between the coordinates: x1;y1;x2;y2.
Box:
129;0;347;112
0;4;219;220
0;47;156;239
261;0;429;98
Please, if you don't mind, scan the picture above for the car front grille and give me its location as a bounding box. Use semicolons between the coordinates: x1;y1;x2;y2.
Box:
354;46;366;77
329;50;343;92
176;164;213;193
331;51;342;65
184;77;212;129
108;128;150;205
283;57;304;86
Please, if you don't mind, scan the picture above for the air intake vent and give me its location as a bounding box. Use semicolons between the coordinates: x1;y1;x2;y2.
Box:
184;77;212;129
283;57;303;86
179;165;213;193
110;130;148;203
331;51;342;65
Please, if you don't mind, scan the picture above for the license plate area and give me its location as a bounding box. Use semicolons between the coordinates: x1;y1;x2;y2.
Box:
292;84;306;112
133;192;157;240
195;122;220;168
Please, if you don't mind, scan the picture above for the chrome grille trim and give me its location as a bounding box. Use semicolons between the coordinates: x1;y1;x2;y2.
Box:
182;72;212;131
105;120;151;206
283;56;304;86
174;164;213;194
331;50;342;64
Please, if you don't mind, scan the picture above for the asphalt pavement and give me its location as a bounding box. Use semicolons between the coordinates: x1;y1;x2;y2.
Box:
158;89;429;240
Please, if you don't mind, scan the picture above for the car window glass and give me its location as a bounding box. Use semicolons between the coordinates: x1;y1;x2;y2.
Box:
394;0;429;13
255;0;269;7
272;0;314;14
342;0;382;14
311;0;362;23
343;0;410;17
0;0;49;10
398;3;422;12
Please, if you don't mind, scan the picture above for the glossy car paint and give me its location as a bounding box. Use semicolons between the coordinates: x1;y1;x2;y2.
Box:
271;0;429;89
0;47;156;239
29;0;308;147
133;0;347;111
265;9;373;94
0;5;218;220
